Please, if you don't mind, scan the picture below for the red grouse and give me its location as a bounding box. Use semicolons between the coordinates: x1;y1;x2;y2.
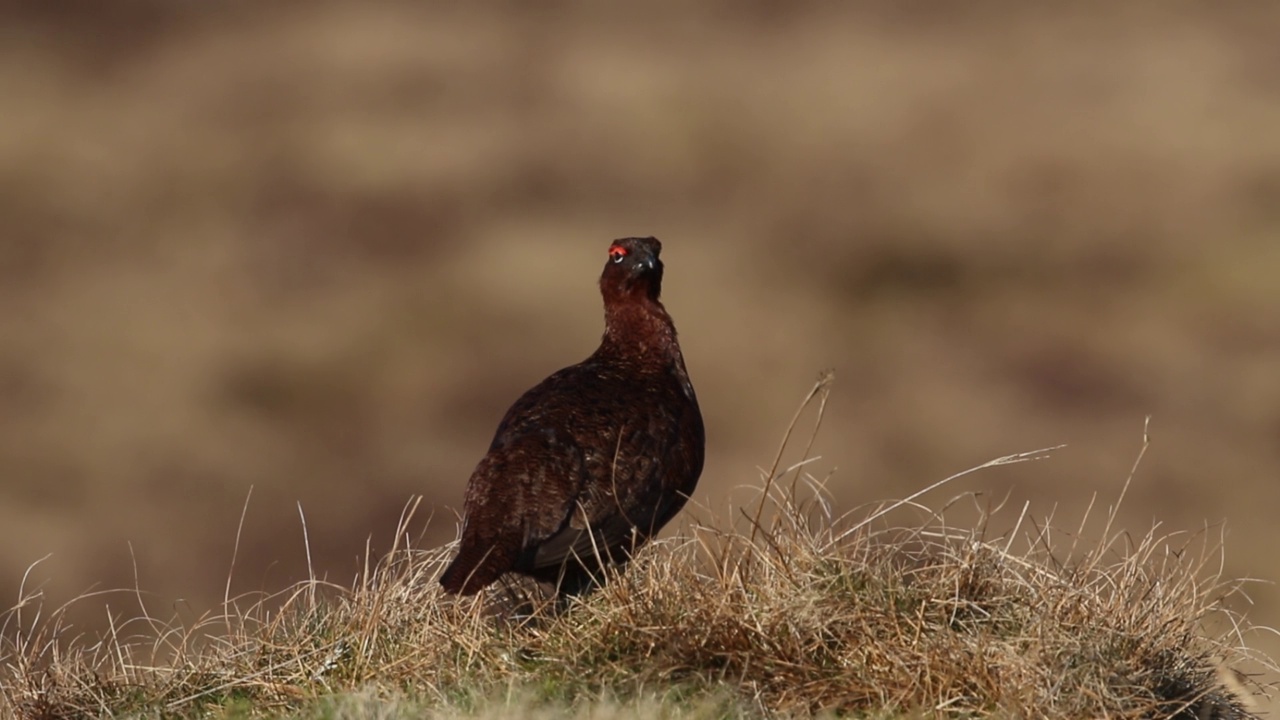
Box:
439;237;704;597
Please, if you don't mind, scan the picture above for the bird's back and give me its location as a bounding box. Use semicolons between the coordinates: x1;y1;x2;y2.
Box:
440;355;702;595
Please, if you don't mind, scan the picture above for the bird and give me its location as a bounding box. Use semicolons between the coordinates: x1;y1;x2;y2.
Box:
439;237;705;598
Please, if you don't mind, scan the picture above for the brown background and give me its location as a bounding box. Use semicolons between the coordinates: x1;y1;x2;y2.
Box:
2;0;1278;703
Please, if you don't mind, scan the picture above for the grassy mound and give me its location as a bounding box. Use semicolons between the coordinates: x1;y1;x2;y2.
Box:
1;376;1270;719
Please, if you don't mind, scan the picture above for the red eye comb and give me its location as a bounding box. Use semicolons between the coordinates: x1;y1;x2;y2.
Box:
608;245;628;257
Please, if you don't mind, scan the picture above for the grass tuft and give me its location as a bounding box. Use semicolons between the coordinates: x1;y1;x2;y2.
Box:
1;375;1272;718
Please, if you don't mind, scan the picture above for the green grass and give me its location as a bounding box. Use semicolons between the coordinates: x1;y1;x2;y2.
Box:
1;377;1271;719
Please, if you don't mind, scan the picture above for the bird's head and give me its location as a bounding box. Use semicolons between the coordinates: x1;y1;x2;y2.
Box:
600;236;664;302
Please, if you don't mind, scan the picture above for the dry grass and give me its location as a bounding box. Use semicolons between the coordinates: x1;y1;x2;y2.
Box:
0;377;1271;719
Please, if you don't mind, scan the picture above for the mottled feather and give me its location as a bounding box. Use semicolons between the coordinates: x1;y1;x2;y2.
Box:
439;237;704;597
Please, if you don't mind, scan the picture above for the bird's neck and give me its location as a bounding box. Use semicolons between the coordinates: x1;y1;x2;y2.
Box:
598;297;682;368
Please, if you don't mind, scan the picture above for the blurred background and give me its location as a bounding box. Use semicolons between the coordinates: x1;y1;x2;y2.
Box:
2;0;1278;702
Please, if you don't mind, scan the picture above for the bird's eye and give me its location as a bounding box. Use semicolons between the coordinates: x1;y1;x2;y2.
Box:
609;246;628;263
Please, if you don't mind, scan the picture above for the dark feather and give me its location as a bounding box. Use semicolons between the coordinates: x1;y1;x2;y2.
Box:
439;237;705;597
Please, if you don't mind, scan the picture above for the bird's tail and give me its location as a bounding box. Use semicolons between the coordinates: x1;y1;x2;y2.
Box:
439;543;510;595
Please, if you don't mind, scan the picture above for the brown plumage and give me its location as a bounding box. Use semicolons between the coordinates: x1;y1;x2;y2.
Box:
439;237;705;597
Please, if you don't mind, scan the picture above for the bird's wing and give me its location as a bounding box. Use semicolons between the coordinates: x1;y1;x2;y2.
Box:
441;427;585;593
530;505;639;570
530;421;678;569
